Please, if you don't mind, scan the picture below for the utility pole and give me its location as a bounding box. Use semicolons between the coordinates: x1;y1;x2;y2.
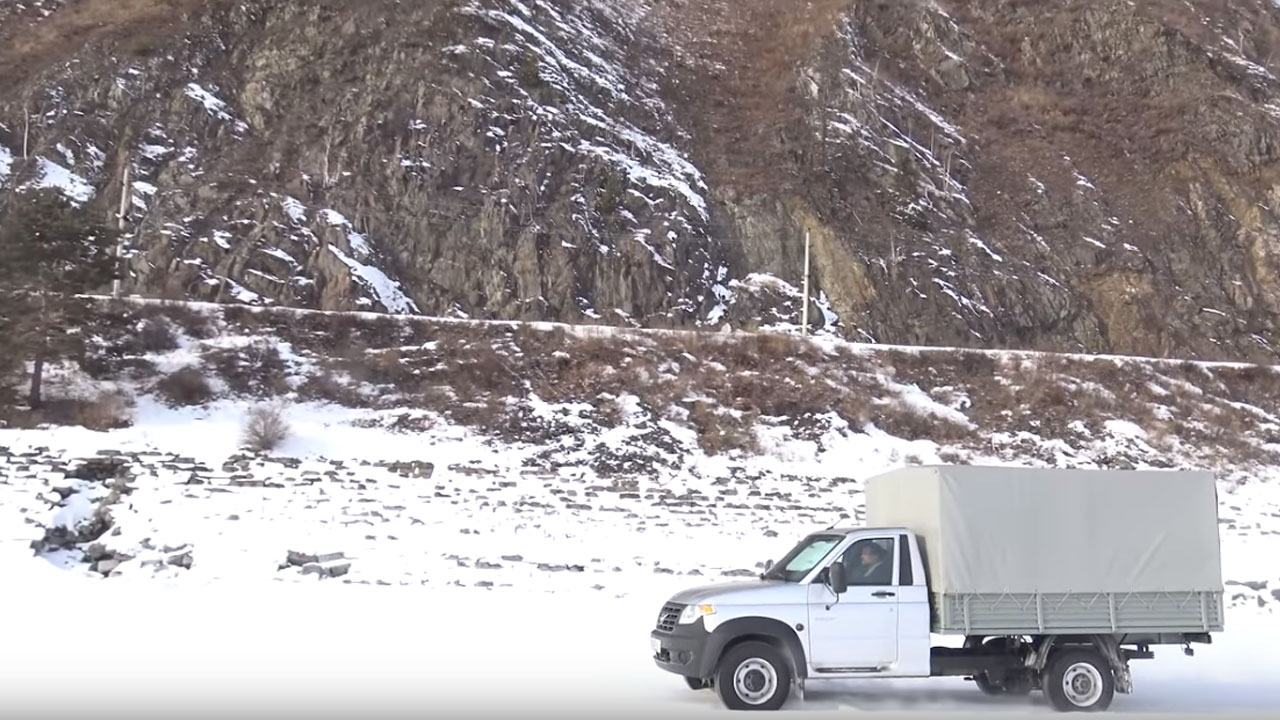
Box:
112;163;130;299
801;229;811;336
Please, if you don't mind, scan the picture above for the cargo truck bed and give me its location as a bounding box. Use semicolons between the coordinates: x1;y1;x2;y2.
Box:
864;465;1226;636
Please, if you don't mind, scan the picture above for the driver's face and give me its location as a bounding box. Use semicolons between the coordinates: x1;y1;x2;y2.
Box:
860;547;877;565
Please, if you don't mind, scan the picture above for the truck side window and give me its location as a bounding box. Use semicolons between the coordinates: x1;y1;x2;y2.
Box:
898;534;913;586
843;537;895;586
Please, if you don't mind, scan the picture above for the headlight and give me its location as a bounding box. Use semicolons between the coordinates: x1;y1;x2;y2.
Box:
679;604;716;624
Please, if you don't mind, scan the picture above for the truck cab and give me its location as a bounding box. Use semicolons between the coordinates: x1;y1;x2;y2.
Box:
651;527;933;710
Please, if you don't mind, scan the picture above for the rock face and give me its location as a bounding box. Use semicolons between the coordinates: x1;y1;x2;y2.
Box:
4;0;1280;360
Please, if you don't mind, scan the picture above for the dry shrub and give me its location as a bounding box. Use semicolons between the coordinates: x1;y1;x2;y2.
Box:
137;317;179;353
204;341;289;396
1214;364;1280;405
119;302;215;342
363;348;414;386
513;323;568;352
461;345;525;395
1087;358;1129;390
11;393;135;431
572;333;625;366
870;403;936;441
667;330;721;360
242;402;291;452
358;314;405;347
644;374;694;413
688;401;760;455
956;351;998;378
304;312;366;351
220;305;274;333
750;332;811;361
449;395;514;436
833;394;874;429
875;397;972;443
1003;355;1078;422
297;368;368;407
594;394;627;427
73;392;134;431
156;366;213;406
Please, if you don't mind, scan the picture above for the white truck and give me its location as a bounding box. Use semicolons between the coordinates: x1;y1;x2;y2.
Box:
650;465;1225;712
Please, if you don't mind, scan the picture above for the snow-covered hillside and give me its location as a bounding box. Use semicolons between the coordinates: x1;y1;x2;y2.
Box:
2;298;1279;602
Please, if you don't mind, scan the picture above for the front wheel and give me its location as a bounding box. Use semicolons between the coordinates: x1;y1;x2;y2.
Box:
714;641;793;711
1044;649;1115;712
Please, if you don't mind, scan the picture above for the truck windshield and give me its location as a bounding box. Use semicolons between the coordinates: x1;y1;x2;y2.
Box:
761;534;843;583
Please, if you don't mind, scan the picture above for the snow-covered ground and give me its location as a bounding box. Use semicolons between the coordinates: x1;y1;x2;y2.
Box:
2;560;1278;717
2;392;1279;716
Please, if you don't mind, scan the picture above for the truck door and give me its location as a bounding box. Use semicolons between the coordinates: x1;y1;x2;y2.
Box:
806;535;900;673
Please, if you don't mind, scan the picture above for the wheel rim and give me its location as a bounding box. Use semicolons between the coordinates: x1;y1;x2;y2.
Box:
1062;662;1104;707
733;657;778;705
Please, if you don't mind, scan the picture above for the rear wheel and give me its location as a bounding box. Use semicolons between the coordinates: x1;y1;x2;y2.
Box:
1044;649;1115;712
714;641;793;711
970;637;1033;697
975;670;1034;696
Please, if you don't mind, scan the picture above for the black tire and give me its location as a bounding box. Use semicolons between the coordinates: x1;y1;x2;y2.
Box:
1002;670;1035;696
714;641;793;711
1043;649;1115;712
974;672;1004;696
972;638;1033;697
685;676;710;690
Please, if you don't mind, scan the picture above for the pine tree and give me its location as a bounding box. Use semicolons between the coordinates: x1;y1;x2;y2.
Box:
0;189;119;410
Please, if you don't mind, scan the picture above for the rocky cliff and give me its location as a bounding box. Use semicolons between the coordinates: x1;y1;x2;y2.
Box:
4;0;1280;361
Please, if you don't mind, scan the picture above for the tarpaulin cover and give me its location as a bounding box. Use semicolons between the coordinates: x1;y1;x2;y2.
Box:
864;465;1224;594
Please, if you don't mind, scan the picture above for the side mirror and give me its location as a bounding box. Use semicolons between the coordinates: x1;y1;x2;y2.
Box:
764;559;774;572
829;562;848;595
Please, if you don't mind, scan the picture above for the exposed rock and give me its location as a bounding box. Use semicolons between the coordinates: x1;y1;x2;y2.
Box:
84;543;113;562
301;562;351;579
385;461;434;479
285;550;317;566
1228;580;1269;592
4;0;1280;359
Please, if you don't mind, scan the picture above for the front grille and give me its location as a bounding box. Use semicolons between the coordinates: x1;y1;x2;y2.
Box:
656;603;683;632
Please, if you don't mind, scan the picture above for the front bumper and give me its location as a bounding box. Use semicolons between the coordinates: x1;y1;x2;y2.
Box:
651;620;711;679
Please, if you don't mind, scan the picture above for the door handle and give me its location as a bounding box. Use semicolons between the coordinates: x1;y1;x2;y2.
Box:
872;591;896;598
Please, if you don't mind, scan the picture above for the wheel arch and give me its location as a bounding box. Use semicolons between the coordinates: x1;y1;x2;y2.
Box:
700;617;808;680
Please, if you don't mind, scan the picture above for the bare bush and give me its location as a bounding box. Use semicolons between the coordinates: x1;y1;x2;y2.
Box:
137;317;179;353
74;392;134;431
9;392;135;431
241;402;291;452
156;367;212;406
204;341;289;396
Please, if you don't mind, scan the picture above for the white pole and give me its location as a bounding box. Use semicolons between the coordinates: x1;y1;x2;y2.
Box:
802;229;811;336
113;163;129;299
